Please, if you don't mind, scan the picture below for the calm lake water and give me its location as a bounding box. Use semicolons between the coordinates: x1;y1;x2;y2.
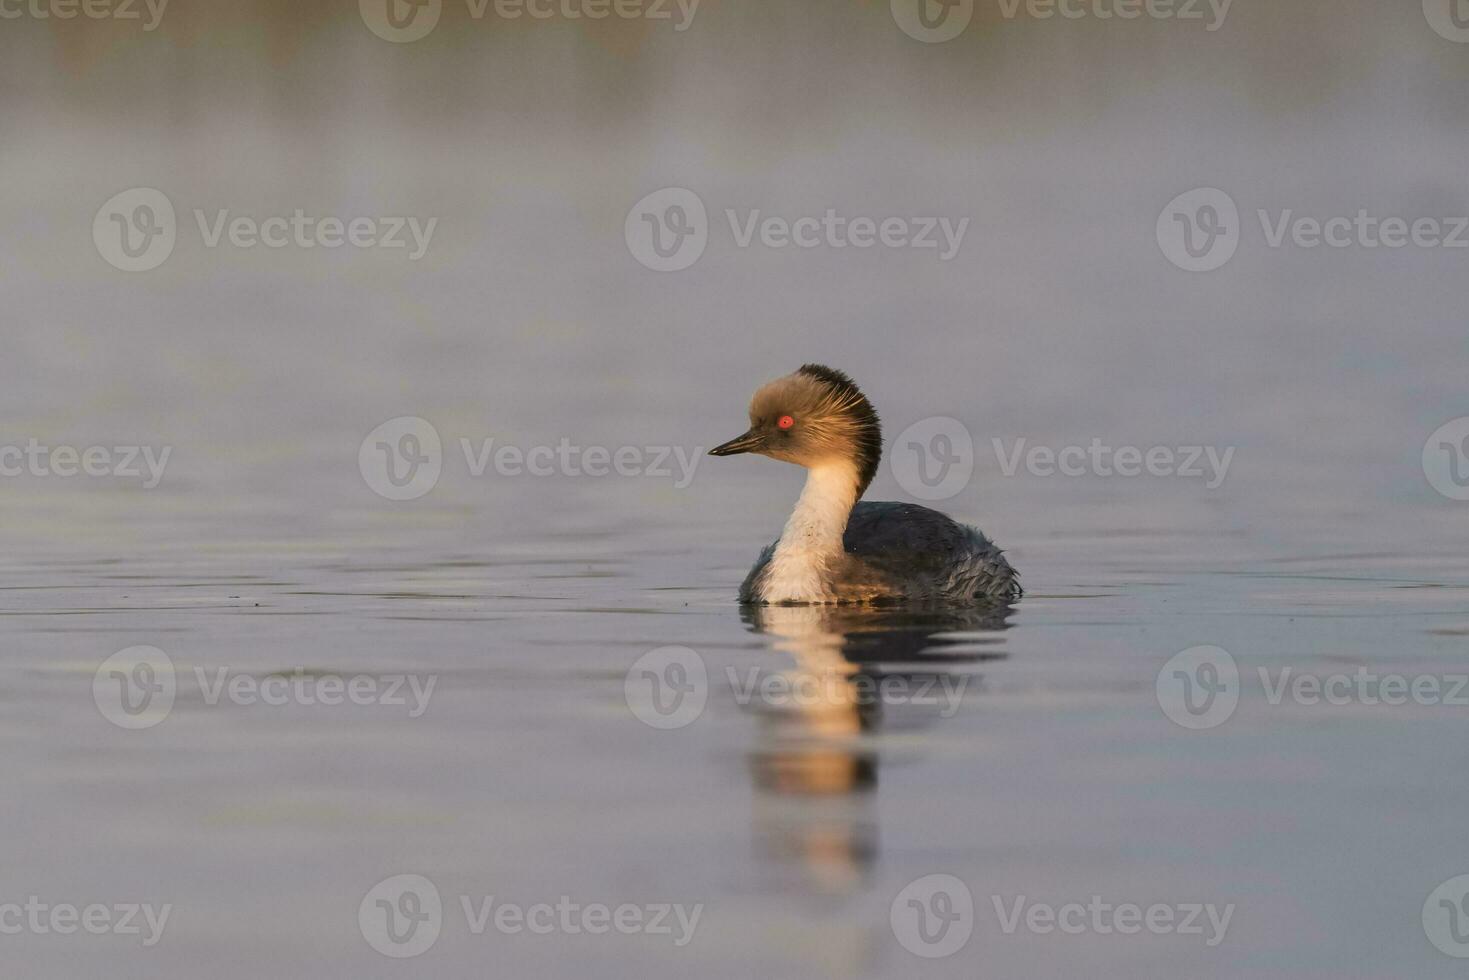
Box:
3;1;1469;976
3;509;1467;977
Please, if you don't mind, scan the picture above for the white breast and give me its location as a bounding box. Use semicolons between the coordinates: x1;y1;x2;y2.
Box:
759;463;859;603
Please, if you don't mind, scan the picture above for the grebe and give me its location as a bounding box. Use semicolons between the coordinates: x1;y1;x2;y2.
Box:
710;365;1021;605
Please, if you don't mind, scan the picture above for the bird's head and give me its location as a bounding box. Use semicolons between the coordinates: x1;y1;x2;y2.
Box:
709;364;882;496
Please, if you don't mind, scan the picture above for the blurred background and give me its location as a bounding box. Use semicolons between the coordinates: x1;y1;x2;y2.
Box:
2;0;1465;555
1;2;1467;978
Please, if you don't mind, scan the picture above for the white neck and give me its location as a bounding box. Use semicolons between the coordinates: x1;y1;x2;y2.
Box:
761;462;861;603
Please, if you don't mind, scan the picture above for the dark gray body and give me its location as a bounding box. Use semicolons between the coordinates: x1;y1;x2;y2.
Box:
739;501;1021;604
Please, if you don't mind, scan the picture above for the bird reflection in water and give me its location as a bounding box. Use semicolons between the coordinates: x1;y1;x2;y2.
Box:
740;603;1013;895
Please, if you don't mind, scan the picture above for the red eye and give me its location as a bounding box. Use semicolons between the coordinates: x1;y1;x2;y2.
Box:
777;415;795;430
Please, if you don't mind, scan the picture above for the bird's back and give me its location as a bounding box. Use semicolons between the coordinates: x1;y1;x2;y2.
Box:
740;501;1020;603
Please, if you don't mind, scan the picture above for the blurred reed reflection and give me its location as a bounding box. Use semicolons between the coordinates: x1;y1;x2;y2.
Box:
740;603;1013;894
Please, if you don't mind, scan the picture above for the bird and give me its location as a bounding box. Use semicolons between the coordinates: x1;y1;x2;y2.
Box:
709;364;1020;605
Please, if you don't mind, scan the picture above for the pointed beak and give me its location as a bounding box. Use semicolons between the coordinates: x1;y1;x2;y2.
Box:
709;429;765;457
